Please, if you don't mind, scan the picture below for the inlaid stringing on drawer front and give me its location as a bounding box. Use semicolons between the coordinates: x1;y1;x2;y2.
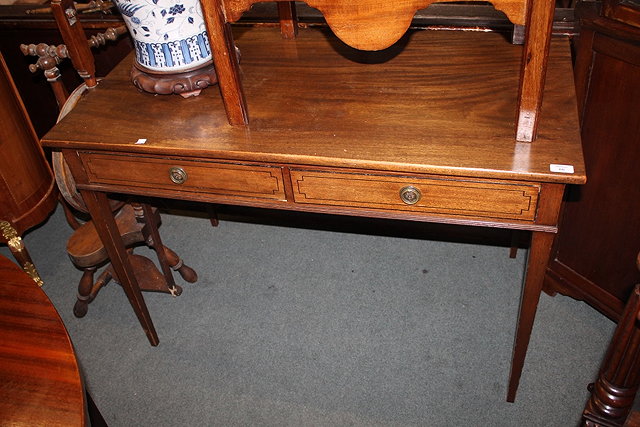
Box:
290;170;540;221
80;153;286;201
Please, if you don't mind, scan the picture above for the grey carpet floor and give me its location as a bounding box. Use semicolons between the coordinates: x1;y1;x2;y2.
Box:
1;204;614;426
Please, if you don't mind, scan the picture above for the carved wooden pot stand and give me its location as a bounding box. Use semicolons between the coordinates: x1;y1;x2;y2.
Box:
131;61;218;98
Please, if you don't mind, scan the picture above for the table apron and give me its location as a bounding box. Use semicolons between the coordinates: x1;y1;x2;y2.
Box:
72;152;557;233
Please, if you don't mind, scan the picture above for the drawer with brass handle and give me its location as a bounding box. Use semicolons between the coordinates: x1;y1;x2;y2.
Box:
79;153;286;201
290;169;540;221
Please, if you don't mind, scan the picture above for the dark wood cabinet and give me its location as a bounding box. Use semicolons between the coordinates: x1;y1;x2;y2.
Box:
602;0;640;28
0;50;58;285
544;0;640;321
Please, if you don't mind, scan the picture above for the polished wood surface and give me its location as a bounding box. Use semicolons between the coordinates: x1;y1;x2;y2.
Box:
45;28;585;184
0;254;85;426
545;2;640;320
42;27;585;402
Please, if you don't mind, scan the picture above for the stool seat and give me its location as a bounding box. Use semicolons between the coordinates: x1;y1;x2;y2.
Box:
67;204;144;268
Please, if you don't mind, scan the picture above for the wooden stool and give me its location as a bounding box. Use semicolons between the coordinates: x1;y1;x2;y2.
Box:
21;3;200;320
68;203;197;317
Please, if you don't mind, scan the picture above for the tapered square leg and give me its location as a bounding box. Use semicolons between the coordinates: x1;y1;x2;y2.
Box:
79;190;159;346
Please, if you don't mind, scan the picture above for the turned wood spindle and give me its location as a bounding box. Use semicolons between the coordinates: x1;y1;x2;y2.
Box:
583;252;640;426
20;25;126;106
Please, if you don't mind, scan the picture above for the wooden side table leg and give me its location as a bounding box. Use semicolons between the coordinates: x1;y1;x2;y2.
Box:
79;190;159;346
515;0;556;142
507;182;565;402
0;220;43;287
507;230;556;402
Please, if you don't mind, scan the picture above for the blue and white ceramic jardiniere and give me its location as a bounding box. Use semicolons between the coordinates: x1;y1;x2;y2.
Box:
114;0;212;73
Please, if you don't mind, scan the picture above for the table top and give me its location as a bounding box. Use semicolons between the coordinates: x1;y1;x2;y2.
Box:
0;255;85;426
43;26;585;185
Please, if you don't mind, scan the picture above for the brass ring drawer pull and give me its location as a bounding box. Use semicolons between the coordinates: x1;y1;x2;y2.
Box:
399;185;421;205
169;167;188;184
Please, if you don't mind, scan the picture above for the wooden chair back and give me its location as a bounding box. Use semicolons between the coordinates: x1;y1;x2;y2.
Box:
200;0;557;142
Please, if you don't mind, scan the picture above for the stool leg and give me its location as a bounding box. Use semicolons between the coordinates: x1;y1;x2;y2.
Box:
133;203;198;287
163;245;198;283
74;267;96;318
138;203;181;295
74;267;113;318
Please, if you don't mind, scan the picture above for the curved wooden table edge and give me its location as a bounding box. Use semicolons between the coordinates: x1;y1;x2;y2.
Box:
0;254;86;426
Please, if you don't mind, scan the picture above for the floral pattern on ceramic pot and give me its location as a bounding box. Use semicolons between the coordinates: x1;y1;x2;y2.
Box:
114;0;212;73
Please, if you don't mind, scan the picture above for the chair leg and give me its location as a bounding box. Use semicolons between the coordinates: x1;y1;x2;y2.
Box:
277;2;298;39
515;0;555;141
74;267;95;318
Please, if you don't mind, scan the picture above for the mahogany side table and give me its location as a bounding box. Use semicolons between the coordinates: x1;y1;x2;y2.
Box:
42;26;586;402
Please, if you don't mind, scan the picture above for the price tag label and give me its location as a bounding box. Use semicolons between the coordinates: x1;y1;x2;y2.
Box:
550;164;574;173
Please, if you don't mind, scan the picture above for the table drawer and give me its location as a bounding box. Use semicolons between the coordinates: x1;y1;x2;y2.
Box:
80;153;286;201
290;169;540;221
